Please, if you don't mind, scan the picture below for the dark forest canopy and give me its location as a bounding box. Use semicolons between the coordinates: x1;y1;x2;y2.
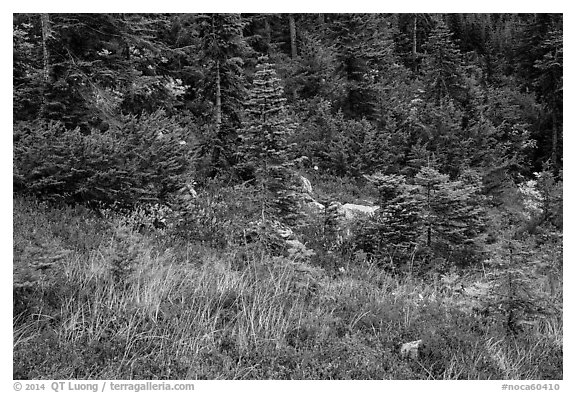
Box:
13;13;562;184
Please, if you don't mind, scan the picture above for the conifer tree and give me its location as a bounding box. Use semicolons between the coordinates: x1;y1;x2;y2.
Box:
483;213;557;336
238;59;300;226
421;19;468;108
353;173;423;271
394;14;435;73
196;14;247;129
533;25;563;172
371;174;422;258
195;13;249;174
240;60;293;168
414;166;486;263
329;14;399;119
408;98;466;178
361;118;400;174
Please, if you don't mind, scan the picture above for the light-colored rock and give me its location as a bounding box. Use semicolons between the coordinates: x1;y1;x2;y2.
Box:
295;174;324;215
310;200;325;210
339;203;379;220
277;227;294;239
304;199;325;214
299;175;313;195
400;339;423;360
187;184;197;198
178;182;197;201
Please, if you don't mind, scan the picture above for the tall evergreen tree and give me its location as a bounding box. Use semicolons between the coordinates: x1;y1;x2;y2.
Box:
414;166;486;264
421;19;468;108
394;13;434;73
361;173;422;266
514;14;563;172
533;24;563;172
238;59;300;225
195;13;249;174
329;14;399;119
239;60;292;168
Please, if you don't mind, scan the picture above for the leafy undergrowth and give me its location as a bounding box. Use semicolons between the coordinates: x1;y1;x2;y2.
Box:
13;196;562;380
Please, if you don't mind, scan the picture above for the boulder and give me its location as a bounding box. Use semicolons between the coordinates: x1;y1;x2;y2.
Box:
295;175;326;214
299;175;313;196
277;226;294;239
303;199;325;214
400;339;423;360
338;203;379;220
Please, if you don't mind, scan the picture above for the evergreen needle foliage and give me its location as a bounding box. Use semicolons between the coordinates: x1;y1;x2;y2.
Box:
238;59;301;226
14;111;190;208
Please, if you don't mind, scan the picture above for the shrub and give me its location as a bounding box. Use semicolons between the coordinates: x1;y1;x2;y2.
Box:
173;181;264;248
14;111;191;208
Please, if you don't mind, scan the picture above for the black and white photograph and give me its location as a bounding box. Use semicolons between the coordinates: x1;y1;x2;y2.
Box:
11;8;564;386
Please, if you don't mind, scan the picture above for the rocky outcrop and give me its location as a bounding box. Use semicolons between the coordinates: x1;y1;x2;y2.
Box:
297;174;326;214
299;175;313;196
339;203;379;220
295;175;381;241
303;199;325;214
306;201;378;241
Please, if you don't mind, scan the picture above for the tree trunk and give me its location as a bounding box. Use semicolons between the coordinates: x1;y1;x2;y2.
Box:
412;15;418;58
210;59;224;175
210;14;222;131
426;186;431;247
264;16;272;54
288;14;298;100
551;109;558;172
40;14;51;84
215;59;222;130
40;13;52;116
289;14;297;59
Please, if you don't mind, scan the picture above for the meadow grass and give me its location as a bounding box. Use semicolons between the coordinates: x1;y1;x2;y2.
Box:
13;196;562;379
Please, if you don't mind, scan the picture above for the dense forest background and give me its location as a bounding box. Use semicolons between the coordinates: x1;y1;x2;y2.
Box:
13;13;562;180
13;13;563;380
